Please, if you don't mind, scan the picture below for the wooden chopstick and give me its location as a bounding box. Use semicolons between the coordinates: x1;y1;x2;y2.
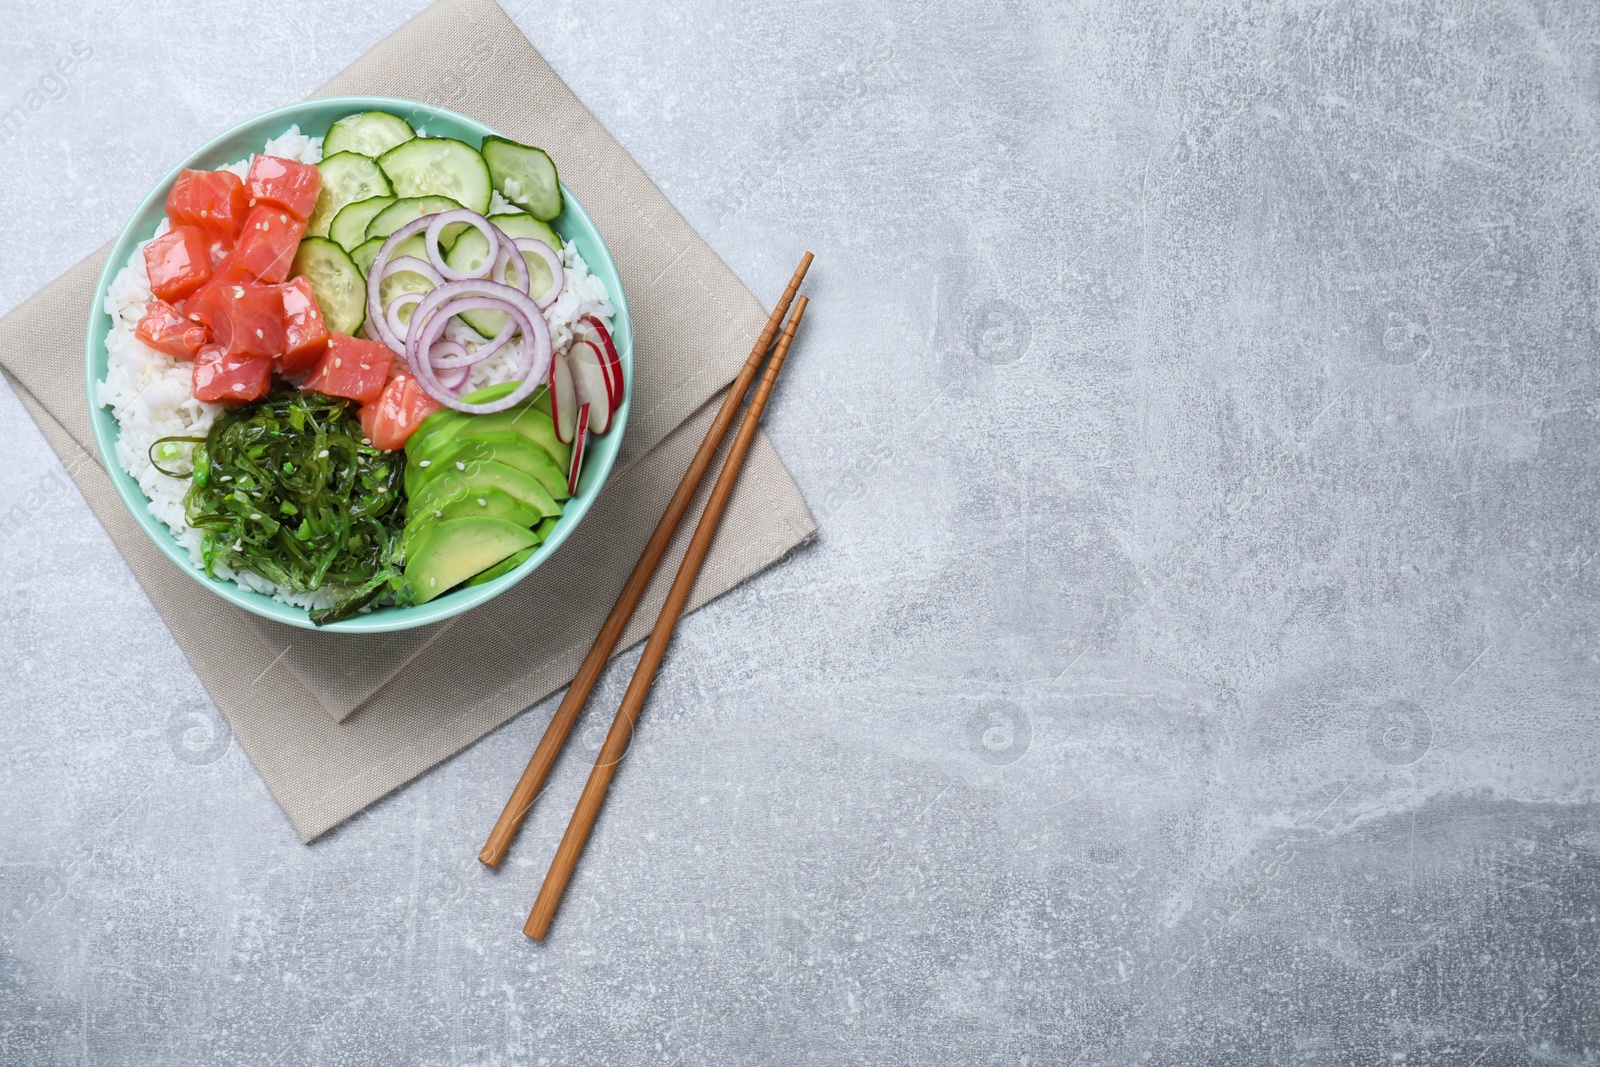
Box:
478;254;814;870
523;296;809;940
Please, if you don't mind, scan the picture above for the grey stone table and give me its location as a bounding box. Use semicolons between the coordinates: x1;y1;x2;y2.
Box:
4;1;1598;1063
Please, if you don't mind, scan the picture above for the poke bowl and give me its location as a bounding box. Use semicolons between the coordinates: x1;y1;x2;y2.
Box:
85;97;631;633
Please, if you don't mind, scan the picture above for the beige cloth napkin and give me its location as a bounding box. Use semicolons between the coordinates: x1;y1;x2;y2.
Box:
0;0;816;841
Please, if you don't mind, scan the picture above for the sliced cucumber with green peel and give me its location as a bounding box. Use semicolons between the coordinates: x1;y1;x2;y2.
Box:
289;237;365;336
444;217;560;337
351;233;424;276
364;195;470;246
329;195;395;251
350;236;385;276
378;137;492;214
324;111;415;159
481;137;562;221
488;212;562;250
306;152;393;238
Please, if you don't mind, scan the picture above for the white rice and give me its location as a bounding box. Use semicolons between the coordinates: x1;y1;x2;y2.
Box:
96;124;616;611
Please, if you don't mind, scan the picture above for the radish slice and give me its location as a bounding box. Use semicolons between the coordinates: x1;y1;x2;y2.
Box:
549;350;578;443
567;403;590;496
568;339;613;434
577;314;623;408
598;339;623;408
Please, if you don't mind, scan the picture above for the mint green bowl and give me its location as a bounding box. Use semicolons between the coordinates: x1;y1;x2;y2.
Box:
85;97;630;632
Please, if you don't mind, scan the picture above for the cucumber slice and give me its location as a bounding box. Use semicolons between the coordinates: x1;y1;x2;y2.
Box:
488;212;562;250
351;233;425;276
290;237;365;336
306;152;393;238
378;137;492;214
324;111;415;159
481;137;562;221
329;195;396;251
364;195;470;247
445;219;559;337
350;237;384;276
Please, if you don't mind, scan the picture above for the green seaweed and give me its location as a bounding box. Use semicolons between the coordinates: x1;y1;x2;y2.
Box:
173;388;409;625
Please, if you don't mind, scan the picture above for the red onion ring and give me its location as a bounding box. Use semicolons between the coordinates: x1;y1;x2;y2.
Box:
513;238;565;308
385;292;425;342
367;210;558;412
409;294;520;366
430;344;471;391
405;280;551;413
426;210;499;282
365;216;437;355
491;240;527;293
380;254;444;288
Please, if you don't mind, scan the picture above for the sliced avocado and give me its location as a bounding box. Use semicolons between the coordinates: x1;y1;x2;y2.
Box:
406;431;570;501
405;516;539;604
403;486;546;559
407;393;563;471
420;405;568;470
408;459;562;526
464;545;537;587
404;384;550;457
462;516;559;587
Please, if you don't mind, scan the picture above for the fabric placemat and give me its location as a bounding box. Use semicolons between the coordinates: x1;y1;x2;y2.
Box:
0;0;816;841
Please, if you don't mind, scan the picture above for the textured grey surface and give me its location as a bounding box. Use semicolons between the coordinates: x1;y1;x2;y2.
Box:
3;0;1600;1063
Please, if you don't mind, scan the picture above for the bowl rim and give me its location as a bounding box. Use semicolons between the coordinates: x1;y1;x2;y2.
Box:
83;95;631;633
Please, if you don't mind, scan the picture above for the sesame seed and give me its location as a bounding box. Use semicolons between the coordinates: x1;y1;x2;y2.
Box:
250;513;261;520
429;578;437;587
280;214;288;224
476;498;487;507
199;209;208;218
249;198;257;206
360;363;370;370
333;358;342;368
189;314;202;322
255;329;264;338
455;461;466;471
434;510;442;518
319;449;329;458
419;460;431;468
231;383;245;392
233;286;245;299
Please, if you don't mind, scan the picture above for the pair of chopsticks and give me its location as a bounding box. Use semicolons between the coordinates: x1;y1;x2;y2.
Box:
479;252;814;940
